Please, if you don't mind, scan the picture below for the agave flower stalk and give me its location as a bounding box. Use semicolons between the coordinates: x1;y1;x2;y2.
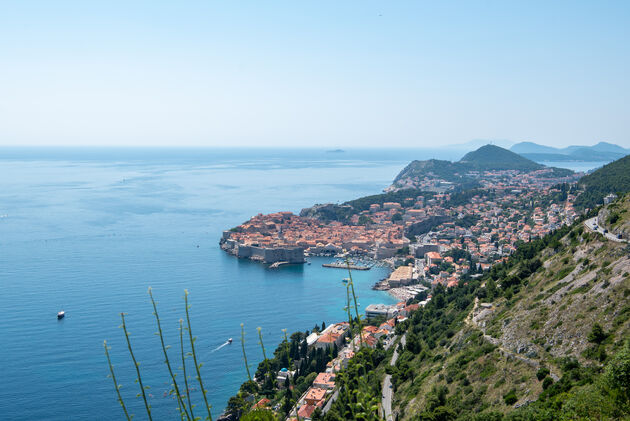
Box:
180;319;195;420
120;313;153;421
257;327;272;382
240;323;252;382
149;288;191;421
345;282;355;350
184;290;213;421
282;328;291;368
345;257;363;348
103;340;132;421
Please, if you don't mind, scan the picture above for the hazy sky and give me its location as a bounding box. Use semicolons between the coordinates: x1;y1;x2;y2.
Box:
1;1;629;148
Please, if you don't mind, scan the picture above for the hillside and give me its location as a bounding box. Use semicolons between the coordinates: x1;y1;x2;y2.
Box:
575;154;630;209
510;141;560;155
458;145;544;171
388;144;573;192
389;196;630;420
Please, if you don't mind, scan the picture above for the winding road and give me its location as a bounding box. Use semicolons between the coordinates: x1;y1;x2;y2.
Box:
382;334;406;421
584;217;627;243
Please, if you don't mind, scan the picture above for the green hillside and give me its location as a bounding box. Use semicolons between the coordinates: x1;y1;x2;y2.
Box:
575;154;630;209
393;159;464;183
390;145;572;191
458;144;544;171
388;200;630;420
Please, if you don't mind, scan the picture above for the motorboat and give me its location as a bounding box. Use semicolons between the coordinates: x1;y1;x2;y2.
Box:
57;310;65;319
228;338;233;344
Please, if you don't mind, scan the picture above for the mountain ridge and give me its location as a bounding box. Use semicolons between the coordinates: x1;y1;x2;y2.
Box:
511;141;629;163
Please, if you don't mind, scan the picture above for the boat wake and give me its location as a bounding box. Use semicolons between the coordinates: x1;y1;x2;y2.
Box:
210;341;230;353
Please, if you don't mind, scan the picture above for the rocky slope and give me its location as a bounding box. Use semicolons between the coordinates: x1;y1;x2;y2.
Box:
390;195;630;420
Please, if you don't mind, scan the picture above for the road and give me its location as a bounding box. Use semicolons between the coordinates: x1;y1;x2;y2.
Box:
382;334;405;421
584;217;627;243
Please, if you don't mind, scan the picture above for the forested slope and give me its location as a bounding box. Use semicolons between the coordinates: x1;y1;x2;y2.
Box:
388;197;630;420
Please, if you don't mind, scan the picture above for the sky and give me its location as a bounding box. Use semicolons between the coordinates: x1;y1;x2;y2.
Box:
0;1;629;148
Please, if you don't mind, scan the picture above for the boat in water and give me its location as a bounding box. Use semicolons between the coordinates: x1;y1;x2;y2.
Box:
228;338;233;344
57;311;65;319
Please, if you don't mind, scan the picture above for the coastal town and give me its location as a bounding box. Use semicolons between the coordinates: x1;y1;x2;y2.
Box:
217;150;612;420
221;166;580;297
223;300;423;421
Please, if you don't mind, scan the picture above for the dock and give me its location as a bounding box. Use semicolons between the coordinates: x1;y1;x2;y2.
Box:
322;263;371;270
269;261;290;269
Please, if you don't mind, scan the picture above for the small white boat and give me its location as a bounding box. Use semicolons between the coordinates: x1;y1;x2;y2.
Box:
228;338;233;344
57;311;65;319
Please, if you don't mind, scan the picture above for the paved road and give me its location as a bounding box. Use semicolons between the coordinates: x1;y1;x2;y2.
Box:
584;217;627;243
382;334;406;421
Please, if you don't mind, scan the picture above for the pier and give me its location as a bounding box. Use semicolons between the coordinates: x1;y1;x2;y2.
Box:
322;263;371;270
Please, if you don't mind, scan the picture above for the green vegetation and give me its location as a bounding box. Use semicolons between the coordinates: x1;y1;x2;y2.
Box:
575;154;630;209
459;145;544;172
105;289;213;421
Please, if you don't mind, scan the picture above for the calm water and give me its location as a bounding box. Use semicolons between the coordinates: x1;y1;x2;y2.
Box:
0;147;606;420
0;148;462;420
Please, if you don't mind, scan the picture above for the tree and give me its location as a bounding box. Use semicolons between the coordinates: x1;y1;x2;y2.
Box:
606;340;630;403
358;215;374;225
588;323;608;344
485;278;497;300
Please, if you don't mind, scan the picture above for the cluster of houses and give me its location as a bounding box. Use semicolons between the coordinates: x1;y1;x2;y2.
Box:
279;301;422;421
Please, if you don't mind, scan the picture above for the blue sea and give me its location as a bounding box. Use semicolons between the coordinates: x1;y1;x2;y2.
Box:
0;147;606;420
0;147;457;420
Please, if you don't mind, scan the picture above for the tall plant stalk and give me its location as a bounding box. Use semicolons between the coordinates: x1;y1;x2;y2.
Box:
345;282;355;350
120;313;153;421
103;340;132;421
345;257;364;348
180;319;195;420
149;288;191;421
282;328;291;368
184;290;213;421
240;323;252;382
257;327;272;381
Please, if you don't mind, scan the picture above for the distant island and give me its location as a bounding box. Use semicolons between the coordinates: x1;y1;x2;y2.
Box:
326;149;345;153
511;141;629;162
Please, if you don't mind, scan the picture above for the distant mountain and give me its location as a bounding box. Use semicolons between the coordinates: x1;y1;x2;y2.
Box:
510;141;629;162
510;141;559;154
575;154;630;209
459;144;544;171
589;141;628;153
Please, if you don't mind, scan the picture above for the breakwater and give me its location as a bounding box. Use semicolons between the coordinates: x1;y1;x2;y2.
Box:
322;263;371;270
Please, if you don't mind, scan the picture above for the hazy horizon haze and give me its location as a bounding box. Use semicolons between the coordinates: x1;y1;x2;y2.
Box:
1;1;629;148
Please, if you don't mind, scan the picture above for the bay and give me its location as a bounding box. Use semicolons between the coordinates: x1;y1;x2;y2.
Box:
0;148;453;420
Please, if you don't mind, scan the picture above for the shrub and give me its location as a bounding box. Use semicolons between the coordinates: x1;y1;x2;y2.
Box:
503;390;518;405
536;367;550;381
